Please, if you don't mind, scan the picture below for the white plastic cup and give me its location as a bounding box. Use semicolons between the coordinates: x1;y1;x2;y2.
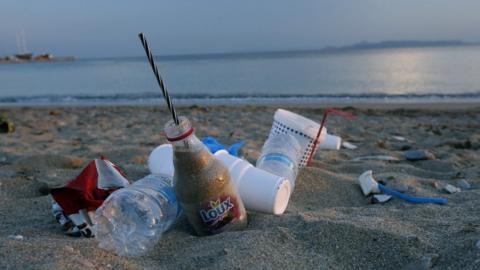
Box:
270;109;327;167
214;150;291;215
319;134;342;150
148;145;292;215
148;144;174;178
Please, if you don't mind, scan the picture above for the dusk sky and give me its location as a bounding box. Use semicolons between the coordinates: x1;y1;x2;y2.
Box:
1;0;479;58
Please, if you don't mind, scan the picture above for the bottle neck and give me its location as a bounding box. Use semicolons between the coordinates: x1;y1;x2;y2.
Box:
164;116;206;152
169;132;206;152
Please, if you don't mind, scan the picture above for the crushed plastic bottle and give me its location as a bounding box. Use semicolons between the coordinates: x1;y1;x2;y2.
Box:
95;174;181;257
256;133;301;193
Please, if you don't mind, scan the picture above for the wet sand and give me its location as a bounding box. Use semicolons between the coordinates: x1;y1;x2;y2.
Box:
0;104;479;269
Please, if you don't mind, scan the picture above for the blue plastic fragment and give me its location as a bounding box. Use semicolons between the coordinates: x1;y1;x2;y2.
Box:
202;136;245;157
226;141;245;157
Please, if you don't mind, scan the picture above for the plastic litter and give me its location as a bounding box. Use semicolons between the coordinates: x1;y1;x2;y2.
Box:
444;184;461;194
319;134;342;150
148;144;174;176
202;136;245;157
358;170;447;205
352;155;399;161
52;202;73;229
342;141;358;150
268;109;327;167
305;108;355;166
165;116;247;236
95;174;181;257
256;133;301;192
404;150;435;161
8;235;24;240
392;136;407;141
95;159;130;189
148;144;291;215
215;150;291;215
372;194;392;204
50;157;129;237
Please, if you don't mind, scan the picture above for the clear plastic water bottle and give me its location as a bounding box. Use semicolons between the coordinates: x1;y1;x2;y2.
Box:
256;133;301;193
95;174;181;257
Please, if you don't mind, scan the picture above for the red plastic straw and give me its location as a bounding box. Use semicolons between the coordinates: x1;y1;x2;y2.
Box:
306;108;355;166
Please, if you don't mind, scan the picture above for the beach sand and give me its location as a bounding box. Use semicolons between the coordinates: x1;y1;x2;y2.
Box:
0;105;479;269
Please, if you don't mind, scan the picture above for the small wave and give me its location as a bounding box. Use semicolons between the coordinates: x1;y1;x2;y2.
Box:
1;92;480;106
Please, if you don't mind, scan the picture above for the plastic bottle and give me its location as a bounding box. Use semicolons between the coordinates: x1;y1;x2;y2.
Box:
164;116;247;236
256;133;301;193
95;174;181;257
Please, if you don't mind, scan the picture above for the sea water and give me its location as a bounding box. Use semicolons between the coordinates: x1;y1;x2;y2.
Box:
1;46;480;105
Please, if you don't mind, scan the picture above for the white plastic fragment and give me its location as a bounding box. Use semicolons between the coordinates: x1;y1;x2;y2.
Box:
372;194;392;203
8;235;23;240
352;155;399;161
444;184;461;194
319;134;342;150
358;170;380;196
96;159;130;189
392;136;406;141
342;141;358;150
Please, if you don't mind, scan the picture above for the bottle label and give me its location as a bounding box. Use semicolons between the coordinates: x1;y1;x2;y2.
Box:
258;153;296;171
161;186;183;218
198;196;240;233
260;153;294;166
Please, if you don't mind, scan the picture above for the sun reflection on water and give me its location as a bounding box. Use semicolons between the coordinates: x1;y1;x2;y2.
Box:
368;49;430;95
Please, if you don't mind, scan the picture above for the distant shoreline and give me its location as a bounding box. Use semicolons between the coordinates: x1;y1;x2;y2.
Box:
83;40;480;61
1;95;479;109
0;54;74;64
3;40;478;62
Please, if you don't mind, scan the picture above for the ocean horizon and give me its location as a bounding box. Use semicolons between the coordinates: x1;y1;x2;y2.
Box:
1;45;480;106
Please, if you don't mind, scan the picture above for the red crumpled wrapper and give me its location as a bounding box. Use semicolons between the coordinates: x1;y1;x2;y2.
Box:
50;156;129;215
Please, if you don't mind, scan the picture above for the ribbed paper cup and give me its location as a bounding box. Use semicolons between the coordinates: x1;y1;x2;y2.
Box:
270;109;327;167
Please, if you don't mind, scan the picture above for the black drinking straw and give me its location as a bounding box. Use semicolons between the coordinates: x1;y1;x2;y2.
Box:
138;33;179;125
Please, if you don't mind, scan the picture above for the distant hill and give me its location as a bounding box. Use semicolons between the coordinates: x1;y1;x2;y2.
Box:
319;40;479;53
125;40;480;62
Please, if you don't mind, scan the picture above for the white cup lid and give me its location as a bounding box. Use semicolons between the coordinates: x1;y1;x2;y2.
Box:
272;179;291;215
148;144;174;177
